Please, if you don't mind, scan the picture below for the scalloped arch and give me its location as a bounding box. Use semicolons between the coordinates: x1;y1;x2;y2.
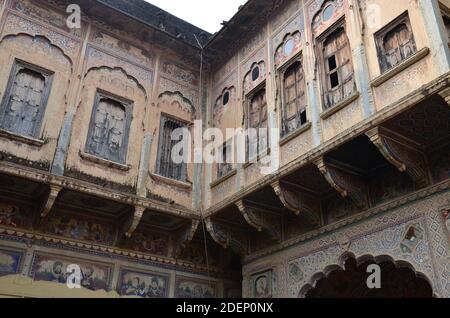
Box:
298;252;435;298
84;66;148;100
0;33;73;70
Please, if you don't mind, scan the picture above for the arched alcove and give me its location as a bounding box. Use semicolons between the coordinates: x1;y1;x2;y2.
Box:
300;254;434;298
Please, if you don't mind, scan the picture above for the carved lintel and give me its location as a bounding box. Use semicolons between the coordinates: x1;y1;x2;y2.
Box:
366;127;430;188
40;185;63;219
124;206;146;238
270;181;321;226
204;218;247;255
438;87;450;106
235;200;282;241
173;220;200;257
314;157;370;210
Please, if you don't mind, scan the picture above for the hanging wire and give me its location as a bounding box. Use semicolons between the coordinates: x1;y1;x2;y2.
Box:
193;33;212;284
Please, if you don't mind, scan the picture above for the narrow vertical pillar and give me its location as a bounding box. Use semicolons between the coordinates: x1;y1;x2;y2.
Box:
348;0;375;118
418;0;450;75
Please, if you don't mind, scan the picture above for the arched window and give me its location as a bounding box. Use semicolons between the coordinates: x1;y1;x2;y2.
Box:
0;61;53;138
376;13;417;73
318;24;355;109
282;60;307;136
85;92;132;164
247;88;268;160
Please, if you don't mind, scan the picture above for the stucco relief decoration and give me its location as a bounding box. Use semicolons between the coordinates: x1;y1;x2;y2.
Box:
86;47;153;88
2;12;80;60
213;86;235;126
159;77;199;109
11;0;83;38
275;32;302;68
92;30;154;66
243;61;266;94
161;62;198;87
310;0;345;35
90;66;147;100
157;91;196;120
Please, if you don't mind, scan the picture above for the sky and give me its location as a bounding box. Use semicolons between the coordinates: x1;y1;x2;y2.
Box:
145;0;248;33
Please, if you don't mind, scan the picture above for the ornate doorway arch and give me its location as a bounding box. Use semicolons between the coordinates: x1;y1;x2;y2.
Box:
299;254;434;298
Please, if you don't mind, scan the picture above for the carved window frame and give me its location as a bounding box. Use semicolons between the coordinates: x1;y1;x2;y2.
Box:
278;52;309;138
0;59;54;139
156;113;189;182
315;17;356;111
374;12;417;74
85;90;133;165
244;81;269;163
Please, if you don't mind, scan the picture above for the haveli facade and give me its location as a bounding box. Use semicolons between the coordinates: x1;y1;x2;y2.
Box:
0;0;449;298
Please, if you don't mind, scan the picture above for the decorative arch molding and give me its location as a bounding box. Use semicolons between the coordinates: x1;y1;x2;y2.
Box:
157;91;196;120
213;86;236;126
297;252;435;298
274;31;302;68
1;12;80;60
243;61;266;94
84;66;148;100
0;33;73;70
310;0;346;35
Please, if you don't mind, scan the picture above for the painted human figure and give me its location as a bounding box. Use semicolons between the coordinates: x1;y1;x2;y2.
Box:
146;277;163;298
81;266;95;290
51;261;67;284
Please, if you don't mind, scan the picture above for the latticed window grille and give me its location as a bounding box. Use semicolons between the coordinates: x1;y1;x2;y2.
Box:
376;13;417;74
247;88;268;160
85;92;132;164
157;116;188;182
282;60;307;136
0;60;53;138
320;26;355;109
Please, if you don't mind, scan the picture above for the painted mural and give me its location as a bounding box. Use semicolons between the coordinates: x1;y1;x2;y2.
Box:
0;203;27;229
30;253;112;291
42;214;115;245
252;270;273;298
117;268;168;298
0;248;23;276
176;277;216;298
121;232;168;256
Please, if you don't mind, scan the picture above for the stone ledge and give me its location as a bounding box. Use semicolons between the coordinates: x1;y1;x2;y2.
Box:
320;92;360;120
210;168;237;188
0;129;46;147
371;47;430;87
150;173;192;191
280;122;312;146
79;150;131;171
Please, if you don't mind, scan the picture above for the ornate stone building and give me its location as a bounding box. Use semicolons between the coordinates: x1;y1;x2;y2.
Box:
0;0;449;298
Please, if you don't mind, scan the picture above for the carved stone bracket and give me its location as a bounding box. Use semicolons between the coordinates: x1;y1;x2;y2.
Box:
40;185;63;219
438;87;450;106
366;126;430;188
315;157;370;210
173;220;200;257
271;181;321;226
124;206;146;238
235;200;282;241
204;218;247;255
